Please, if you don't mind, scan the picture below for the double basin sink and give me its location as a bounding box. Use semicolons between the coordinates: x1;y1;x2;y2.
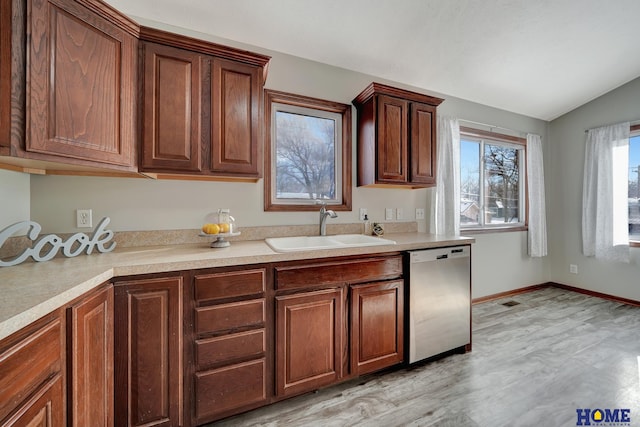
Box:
265;234;396;253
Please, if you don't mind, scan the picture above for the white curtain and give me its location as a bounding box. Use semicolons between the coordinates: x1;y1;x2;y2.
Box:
526;134;547;257
435;116;460;235
582;122;630;262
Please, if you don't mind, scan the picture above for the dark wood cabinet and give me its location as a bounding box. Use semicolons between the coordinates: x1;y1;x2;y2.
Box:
210;58;262;176
0;313;65;426
275;288;344;398
273;254;403;399
67;284;113;427
139;27;269;179
0;0;11;154
191;268;268;425
141;42;203;172
350;279;404;376
26;0;137;168
114;276;184;427
353;82;443;187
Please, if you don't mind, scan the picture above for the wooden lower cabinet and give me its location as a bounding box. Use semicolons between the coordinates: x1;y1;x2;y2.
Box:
0;313;65;426
191;268;268;425
114;276;184;427
67;284;113;427
275;288;344;398
2;375;64;427
350;280;404;376
194;358;266;421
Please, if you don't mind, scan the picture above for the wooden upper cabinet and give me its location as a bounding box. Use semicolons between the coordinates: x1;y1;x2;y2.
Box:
377;95;408;183
353;82;444;187
0;0;11;154
211;58;262;176
139;27;269;178
410;102;437;185
141;42;202;172
26;0;137;168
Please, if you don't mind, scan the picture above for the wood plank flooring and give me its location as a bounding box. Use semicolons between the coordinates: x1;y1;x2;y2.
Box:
210;287;640;426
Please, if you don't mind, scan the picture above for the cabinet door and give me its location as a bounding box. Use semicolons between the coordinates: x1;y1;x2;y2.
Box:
27;0;136;167
0;0;10;153
1;375;64;427
211;58;262;176
376;95;408;183
141;42;202;172
275;288;344;397
410;102;437;185
350;280;404;376
114;276;183;427
0;314;64;424
67;284;113;427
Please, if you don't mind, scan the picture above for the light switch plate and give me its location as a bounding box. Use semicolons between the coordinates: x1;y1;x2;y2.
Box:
359;208;368;221
396;208;403;220
385;208;394;221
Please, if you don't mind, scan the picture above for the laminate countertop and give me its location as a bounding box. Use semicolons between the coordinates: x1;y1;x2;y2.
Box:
0;232;474;341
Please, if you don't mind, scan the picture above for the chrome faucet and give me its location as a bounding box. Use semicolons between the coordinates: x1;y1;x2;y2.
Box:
319;203;338;236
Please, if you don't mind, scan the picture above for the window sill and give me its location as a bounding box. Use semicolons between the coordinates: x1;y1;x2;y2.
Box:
461;225;528;235
630;241;640;248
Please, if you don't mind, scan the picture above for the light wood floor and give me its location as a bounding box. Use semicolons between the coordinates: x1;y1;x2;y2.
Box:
211;287;640;426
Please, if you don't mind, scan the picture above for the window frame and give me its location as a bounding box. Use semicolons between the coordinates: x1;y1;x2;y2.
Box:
264;89;352;212
629;124;640;247
459;126;528;233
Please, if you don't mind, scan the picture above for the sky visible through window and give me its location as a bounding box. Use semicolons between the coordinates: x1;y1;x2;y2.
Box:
630;135;640;240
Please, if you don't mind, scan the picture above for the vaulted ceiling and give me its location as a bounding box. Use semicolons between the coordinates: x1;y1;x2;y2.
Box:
105;0;640;121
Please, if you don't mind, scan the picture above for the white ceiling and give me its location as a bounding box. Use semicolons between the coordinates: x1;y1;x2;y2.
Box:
105;0;640;121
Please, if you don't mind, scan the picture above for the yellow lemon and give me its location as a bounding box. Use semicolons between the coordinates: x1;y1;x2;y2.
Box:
218;223;230;233
202;223;220;234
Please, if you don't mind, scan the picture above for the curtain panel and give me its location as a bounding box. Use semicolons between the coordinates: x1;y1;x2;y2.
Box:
526;133;547;257
435;117;460;236
582;122;630;262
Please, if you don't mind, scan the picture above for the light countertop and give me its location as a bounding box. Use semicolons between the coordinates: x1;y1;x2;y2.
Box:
0;232;474;341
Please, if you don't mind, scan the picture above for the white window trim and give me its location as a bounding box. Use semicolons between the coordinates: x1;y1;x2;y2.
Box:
270;103;343;206
460;134;526;230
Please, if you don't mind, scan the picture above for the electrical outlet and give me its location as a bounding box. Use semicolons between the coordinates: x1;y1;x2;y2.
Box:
569;264;578;274
76;209;92;228
359;208;368;221
415;208;425;220
385;208;394;221
396;208;403;220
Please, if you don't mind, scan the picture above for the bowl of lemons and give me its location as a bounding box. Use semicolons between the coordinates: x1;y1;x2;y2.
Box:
200;209;240;248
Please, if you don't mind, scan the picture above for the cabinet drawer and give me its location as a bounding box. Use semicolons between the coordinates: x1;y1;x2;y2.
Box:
275;256;402;290
0;317;63;421
196;299;265;334
195;358;266;421
196;329;265;369
194;269;265;302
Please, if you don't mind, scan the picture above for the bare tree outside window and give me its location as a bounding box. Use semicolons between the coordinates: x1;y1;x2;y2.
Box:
275;111;336;200
460;133;525;228
264;90;352;212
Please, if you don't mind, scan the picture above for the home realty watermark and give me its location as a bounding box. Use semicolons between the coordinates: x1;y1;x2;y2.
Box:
576;408;631;426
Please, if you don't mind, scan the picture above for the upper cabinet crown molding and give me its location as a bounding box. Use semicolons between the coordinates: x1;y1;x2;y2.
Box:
139;26;271;81
352;82;444;108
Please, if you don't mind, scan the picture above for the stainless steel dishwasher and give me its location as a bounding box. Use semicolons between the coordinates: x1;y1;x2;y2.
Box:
408;246;471;363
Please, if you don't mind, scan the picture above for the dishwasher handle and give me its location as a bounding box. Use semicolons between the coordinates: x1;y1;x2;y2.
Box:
409;246;470;263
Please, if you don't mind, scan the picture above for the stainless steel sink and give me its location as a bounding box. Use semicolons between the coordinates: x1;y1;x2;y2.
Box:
265;234;396;253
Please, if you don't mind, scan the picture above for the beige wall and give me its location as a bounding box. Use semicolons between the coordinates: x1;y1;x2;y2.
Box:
0;169;30;233
4;18;551;298
548;76;640;301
